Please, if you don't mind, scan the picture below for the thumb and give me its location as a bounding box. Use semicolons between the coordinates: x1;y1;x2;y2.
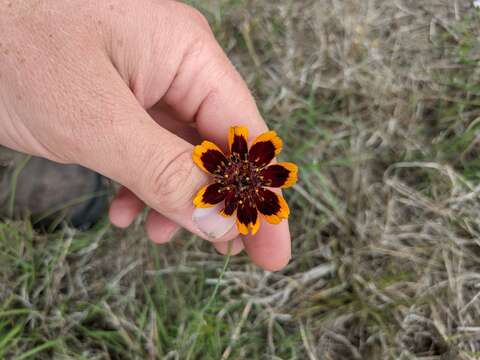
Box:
71;66;237;242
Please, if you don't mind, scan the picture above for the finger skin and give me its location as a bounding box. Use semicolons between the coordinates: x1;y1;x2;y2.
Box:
109;186;145;228
213;237;245;256
148;103;201;145
109;111;199;230
145;209;180;244
242;220;291;272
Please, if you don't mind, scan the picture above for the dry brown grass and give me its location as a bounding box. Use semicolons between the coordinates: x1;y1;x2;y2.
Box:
212;0;480;358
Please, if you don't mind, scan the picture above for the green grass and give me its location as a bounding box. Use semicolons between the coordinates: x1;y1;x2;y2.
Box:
0;219;310;359
2;0;480;359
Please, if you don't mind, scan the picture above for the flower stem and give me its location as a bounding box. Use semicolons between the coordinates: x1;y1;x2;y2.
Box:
186;240;233;359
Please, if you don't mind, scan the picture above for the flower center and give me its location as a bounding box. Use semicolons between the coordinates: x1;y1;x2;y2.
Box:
215;153;261;205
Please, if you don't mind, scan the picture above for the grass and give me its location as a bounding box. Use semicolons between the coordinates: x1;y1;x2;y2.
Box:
2;0;480;358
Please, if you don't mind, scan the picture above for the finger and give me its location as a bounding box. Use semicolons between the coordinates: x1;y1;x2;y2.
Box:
243;220;291;271
213;237;245;256
145;209;180;244
148;103;201;145
109;108;200;231
161;25;268;148
109;186;145;228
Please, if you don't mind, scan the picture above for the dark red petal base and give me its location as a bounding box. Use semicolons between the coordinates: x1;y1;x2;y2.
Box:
237;201;258;227
202;183;227;205
223;191;238;216
201;149;228;174
260;164;291;187
231;135;248;157
249;141;276;168
255;188;281;216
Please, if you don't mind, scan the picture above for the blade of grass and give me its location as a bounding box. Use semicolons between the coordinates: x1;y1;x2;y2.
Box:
12;339;59;360
0;324;23;357
186;240;233;360
7;155;31;217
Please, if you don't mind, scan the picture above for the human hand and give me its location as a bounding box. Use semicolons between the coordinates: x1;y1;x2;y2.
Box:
0;0;291;270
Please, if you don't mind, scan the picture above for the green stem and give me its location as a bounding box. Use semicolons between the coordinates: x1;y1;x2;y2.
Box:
186;240;233;360
201;240;233;313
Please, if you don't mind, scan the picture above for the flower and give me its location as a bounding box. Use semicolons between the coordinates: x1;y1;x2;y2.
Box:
192;126;298;235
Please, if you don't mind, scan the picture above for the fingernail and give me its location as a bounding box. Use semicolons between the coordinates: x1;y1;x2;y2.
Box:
192;204;236;240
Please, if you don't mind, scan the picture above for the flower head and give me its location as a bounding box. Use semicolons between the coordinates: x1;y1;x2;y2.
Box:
192;126;298;235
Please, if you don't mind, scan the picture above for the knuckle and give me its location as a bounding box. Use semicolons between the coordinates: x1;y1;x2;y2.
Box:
190;9;211;32
145;149;198;212
176;3;212;32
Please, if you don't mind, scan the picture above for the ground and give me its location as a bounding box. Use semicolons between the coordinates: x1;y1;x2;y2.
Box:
1;0;480;359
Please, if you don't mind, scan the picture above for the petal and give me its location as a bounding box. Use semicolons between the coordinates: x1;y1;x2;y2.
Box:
236;200;260;235
237;218;248;235
255;188;290;224
248;131;283;168
193;183;227;208
220;191;238;217
228;126;249;157
193;141;228;174
250;213;260;235
260;162;298;188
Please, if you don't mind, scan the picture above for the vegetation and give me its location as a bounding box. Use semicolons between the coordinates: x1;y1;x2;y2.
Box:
2;0;480;358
